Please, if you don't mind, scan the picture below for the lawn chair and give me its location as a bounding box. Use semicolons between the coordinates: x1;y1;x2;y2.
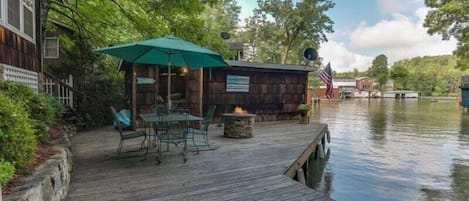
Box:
188;105;216;150
153;114;189;163
110;106;147;154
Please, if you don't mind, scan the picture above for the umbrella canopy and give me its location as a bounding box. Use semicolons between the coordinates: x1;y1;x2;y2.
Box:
94;35;229;109
94;35;228;68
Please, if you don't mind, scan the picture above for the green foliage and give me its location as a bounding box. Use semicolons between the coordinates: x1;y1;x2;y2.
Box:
44;95;64;116
0;81;56;142
0;93;37;169
308;71;322;88
424;0;469;70
298;104;311;111
43;0;243;127
368;54;389;91
238;0;334;64
0;160;15;187
390;55;464;96
336;68;368;78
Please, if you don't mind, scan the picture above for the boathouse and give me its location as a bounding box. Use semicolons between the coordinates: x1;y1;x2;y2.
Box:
382;90;419;98
120;60;317;122
461;75;469;108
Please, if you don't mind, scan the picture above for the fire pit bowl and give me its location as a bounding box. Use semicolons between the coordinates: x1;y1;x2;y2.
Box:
222;112;256;139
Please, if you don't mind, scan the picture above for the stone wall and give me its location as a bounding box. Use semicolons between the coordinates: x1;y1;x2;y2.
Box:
4;124;75;201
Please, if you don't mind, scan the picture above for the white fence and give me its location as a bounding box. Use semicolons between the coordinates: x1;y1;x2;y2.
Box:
45;75;74;107
3;64;39;92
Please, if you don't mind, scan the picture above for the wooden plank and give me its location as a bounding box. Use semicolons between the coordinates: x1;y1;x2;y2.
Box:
66;121;333;201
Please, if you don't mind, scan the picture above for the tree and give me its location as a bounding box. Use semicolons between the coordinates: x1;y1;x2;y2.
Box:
242;0;334;64
368;54;389;91
390;64;409;90
43;0;241;126
424;0;469;70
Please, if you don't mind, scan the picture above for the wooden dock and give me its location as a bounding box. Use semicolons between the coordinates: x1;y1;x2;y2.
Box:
66;121;332;201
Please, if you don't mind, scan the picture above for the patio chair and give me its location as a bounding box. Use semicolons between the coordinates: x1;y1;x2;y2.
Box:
153;114;189;163
152;104;168;115
110;107;147;154
187;105;216;150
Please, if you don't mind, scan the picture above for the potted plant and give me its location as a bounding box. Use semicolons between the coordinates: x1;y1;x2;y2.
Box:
297;103;311;124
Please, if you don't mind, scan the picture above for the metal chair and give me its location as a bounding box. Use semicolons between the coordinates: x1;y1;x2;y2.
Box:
110;107;147;154
153;114;189;163
187;105;216;150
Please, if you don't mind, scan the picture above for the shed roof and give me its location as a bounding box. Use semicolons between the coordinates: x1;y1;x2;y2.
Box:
226;60;317;72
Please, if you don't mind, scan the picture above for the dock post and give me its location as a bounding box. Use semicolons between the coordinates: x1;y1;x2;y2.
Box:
296;168;306;185
326;130;331;143
317;143;325;159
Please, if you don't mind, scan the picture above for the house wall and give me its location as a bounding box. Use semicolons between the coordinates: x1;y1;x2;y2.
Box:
0;25;39;72
314;88;340;99
0;0;42;90
356;78;374;91
203;67;309;121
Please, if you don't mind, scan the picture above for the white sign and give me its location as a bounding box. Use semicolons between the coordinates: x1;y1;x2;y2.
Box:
226;75;249;92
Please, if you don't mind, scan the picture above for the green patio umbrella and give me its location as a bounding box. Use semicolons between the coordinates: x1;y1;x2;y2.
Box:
94;35;229;109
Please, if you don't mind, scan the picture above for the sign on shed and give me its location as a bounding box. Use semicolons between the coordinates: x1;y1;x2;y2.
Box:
226;75;249;92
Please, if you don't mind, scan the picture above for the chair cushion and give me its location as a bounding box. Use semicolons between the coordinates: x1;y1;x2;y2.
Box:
114;109;132;127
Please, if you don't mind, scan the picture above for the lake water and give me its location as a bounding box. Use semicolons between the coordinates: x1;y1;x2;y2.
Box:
307;99;469;201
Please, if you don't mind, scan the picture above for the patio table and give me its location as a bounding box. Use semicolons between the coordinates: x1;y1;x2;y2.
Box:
139;113;203;161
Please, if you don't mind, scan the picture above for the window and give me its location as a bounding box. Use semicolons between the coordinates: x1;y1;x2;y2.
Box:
8;0;20;29
0;0;35;42
22;0;33;37
44;38;59;59
23;4;32;37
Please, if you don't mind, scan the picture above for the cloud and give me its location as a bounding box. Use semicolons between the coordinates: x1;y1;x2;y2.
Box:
319;40;373;72
377;0;424;14
377;0;405;14
349;7;457;63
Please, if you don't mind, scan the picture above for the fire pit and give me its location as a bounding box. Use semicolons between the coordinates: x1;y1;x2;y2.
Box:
222;106;256;138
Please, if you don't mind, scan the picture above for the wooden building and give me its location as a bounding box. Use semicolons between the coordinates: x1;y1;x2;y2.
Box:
0;0;42;91
122;60;317;122
461;75;469;108
205;60;315;121
356;77;374;92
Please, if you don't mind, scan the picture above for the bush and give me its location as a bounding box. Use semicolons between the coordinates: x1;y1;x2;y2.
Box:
0;81;56;142
44;95;64;115
298;103;311;111
0;93;37;169
0;160;15;187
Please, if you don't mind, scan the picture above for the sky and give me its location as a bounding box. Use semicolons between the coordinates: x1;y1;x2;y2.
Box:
236;0;457;72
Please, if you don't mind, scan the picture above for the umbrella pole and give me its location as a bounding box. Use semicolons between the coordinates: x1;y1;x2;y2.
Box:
167;54;172;110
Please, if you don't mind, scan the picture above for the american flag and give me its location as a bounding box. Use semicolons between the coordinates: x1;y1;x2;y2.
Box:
319;62;334;99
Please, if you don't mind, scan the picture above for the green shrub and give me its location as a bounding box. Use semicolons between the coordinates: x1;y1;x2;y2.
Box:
0;81;56;142
298;104;311;111
0;93;37;169
44;95;64;115
0;160;15;187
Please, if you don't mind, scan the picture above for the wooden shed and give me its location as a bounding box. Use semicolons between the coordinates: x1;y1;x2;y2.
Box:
122;60;317;122
205;60;316;121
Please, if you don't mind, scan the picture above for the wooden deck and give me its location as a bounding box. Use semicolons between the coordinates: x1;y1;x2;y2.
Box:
66;121;332;201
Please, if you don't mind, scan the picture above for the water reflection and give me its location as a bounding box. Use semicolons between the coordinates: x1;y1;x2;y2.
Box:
307;100;469;201
368;100;387;144
306;149;332;194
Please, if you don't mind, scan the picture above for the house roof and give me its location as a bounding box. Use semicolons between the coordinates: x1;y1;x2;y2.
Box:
117;60;318;72
226;60;317;72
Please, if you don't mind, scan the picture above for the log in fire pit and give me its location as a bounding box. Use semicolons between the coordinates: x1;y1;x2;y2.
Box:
222;106;256;138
